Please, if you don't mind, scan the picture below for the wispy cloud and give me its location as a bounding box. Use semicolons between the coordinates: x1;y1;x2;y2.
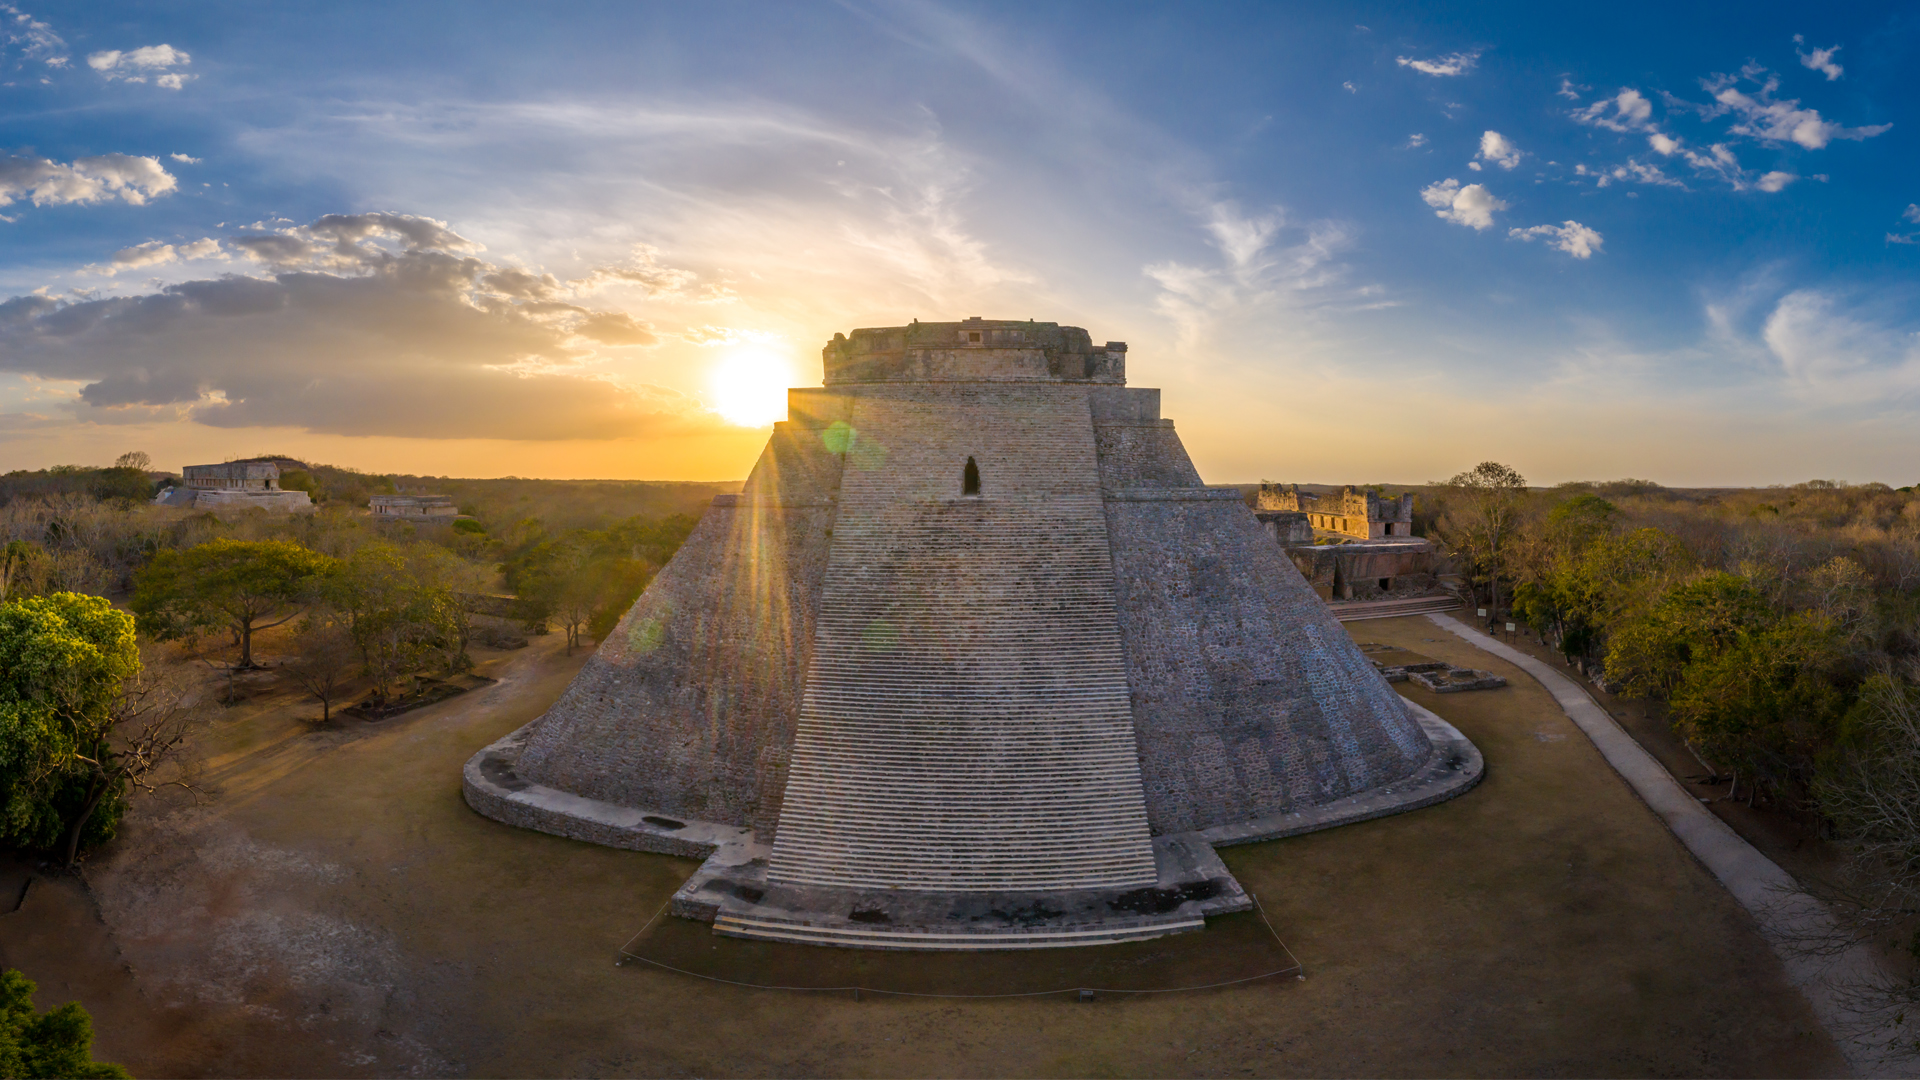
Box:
1572;89;1654;132
1793;36;1843;81
1678;65;1890;149
0;3;65;70
1396;50;1480;77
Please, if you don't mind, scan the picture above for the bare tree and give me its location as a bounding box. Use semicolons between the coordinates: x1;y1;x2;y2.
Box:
285;614;359;722
60;655;209;866
1803;668;1920;1056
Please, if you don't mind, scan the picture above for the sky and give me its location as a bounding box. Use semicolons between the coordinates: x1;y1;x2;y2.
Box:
0;0;1915;486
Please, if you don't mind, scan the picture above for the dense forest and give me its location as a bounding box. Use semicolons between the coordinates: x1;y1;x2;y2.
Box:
1420;465;1920;1030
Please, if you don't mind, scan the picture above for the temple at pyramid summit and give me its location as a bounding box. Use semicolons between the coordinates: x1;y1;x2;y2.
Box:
464;317;1483;949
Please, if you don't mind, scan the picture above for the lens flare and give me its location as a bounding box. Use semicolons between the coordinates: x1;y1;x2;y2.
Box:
708;348;793;427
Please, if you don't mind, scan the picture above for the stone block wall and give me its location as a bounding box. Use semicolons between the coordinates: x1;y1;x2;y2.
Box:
514;425;841;837
768;383;1157;892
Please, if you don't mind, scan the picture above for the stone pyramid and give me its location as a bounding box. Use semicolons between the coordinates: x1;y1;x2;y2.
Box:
465;318;1481;949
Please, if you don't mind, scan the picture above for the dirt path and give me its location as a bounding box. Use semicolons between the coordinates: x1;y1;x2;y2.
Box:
3;619;1849;1077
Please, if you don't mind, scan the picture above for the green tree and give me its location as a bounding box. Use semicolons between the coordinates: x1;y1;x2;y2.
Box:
1669;613;1849;792
327;543;462;700
131;539;337;668
0;968;129;1079
0;594;159;863
1603;572;1776;699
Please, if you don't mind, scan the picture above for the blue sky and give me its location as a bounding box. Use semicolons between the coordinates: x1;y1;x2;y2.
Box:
0;0;1915;484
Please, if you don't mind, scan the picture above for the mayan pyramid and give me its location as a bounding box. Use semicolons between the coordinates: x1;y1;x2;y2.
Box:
466;318;1481;949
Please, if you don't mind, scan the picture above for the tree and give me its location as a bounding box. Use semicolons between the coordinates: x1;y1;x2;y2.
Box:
112;451;150;471
53;655;204;866
132;539;337;668
1436;461;1530;616
326;543;462;701
0;593;200;866
1604;571;1775;699
0;543;48;604
1804;673;1920;1055
285;614;357;722
1668;613;1849;795
87;467;152;505
0;968;130;1079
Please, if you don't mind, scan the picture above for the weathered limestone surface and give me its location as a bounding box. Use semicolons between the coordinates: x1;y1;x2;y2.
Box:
770;383;1156;892
468;317;1481;949
513;423;841;837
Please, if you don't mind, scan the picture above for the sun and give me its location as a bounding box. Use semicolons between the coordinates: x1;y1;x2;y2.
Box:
707;347;795;427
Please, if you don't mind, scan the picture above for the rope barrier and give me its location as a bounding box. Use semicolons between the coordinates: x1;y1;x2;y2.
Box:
613;890;1305;999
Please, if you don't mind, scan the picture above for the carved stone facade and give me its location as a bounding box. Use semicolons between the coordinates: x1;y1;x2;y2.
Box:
370;494;458;521
1258;483;1414;539
154;461;313;512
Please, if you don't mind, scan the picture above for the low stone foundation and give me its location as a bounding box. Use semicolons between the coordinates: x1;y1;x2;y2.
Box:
462;698;1483;951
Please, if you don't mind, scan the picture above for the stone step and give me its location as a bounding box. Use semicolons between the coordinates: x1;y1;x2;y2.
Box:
712;912;1205;950
1329;595;1463;622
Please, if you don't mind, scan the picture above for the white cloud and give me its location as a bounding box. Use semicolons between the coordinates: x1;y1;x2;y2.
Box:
1756;171;1797;193
1701;70;1888;149
1509;221;1604;258
84;237;225;275
1;4;65;67
1406;133;1428;148
1477;130;1523;170
1420;178;1506;230
86;43;192;87
1396;50;1480;77
1795;38;1843;81
1572;89;1654;132
1557;77;1589;100
1890;234;1919;246
1342;80;1357;93
1648;133;1680;155
0;153;176;207
169;153;200;164
1601;160;1686;189
1905;204;1920;224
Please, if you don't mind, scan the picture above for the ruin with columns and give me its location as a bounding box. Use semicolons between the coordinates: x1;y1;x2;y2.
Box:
464;317;1482;950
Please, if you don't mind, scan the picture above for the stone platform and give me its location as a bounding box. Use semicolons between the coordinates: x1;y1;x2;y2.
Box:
673;832;1245;950
464;699;1482;951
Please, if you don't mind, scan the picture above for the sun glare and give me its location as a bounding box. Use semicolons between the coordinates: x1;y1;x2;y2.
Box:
708;348;795;428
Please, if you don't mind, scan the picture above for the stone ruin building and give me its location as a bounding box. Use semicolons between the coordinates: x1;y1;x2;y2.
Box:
465;317;1482;950
1256;483;1436;601
153;460;313;513
1262;483;1415;539
369;493;458;522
